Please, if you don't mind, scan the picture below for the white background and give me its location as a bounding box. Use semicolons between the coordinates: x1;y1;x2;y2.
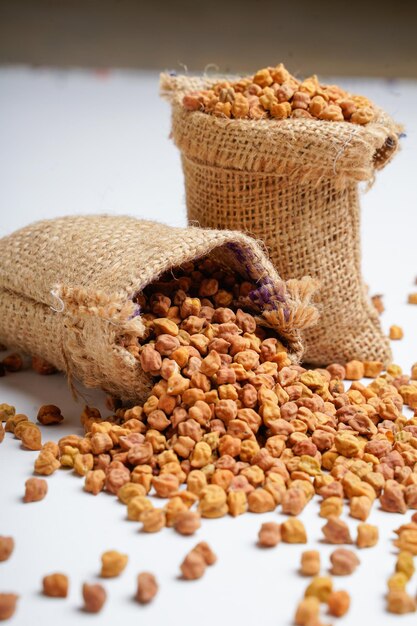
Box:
0;67;416;625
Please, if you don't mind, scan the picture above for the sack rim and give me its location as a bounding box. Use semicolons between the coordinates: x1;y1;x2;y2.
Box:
161;72;401;179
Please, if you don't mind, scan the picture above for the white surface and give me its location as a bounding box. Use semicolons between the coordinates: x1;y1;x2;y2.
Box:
0;67;417;626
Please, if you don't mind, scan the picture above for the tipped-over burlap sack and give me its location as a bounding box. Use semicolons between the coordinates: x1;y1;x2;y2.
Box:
0;215;318;403
161;73;402;366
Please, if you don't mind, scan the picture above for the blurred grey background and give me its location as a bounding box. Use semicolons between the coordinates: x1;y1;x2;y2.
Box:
0;0;416;77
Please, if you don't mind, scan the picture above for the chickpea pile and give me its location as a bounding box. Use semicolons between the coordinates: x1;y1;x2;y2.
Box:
2;256;415;529
3;256;417;621
182;63;375;124
17;256;417;533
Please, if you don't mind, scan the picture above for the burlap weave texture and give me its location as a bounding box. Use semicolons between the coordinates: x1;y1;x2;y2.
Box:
0;215;317;402
161;73;401;365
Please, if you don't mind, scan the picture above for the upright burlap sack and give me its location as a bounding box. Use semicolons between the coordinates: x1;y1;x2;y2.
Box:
0;215;318;403
161;73;401;366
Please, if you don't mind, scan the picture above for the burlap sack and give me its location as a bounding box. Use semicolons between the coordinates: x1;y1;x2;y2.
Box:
0;215;318;403
161;73;401;366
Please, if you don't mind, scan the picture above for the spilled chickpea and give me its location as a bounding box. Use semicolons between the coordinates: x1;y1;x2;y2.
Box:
2;255;417;621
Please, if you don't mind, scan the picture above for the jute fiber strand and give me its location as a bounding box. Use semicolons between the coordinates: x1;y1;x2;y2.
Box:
161;73;401;366
0;215;318;403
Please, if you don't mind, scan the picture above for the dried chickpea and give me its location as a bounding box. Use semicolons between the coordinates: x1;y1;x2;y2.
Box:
73;453;94;476
2;353;23;372
183;93;202;111
136;572;158;604
322;517;352;544
191;541;217;566
319;496;343;519
24;477;47;503
128;442;153;466
241;465;264;487
82;583;107;613
5;413;28;434
0;537;14;562
141;509;166;533
252;68;272;88
270;101;292;119
190;441;212;468
164;496;188;526
214;101;232;118
187;470;207;496
330;548;360;575
60;444;78;468
363;361;384;378
345;360;365;380
304;576;333;602
180;550;206;580
319;104;344;121
386;363;402;377
371;294;384;314
394;527;417;555
127;495;153;521
34;450;60;476
100;551;128;577
41;441;59;458
174;511;201;536
281;487;307;516
43;573;69;598
307;95;326;118
396;551;415;580
37;404;63;425
300;550;320;576
91;432;113;455
152;474;179;498
0;594;18;621
227;491;248;517
356;523;378;548
380;480;407;513
105;466;130;495
231;94;250;119
388;571;408;593
327;590;350;617
334;432;362;458
389;325;404;340
0;403;15;422
294;596;320;626
84;470;106;495
349;495;372;521
387;590;416;614
20;423;42;451
351;106;374;124
247;488;276;513
258;522;281;547
198;485;228;519
281;518;307;543
153;317;179;336
117;482;145;504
